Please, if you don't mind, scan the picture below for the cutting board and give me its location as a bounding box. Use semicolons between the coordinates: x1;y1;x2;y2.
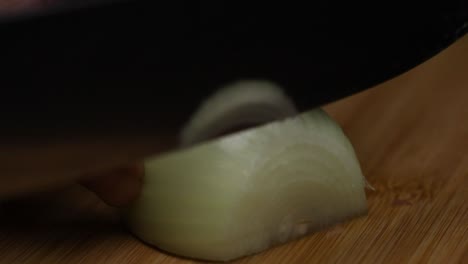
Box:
1;36;467;264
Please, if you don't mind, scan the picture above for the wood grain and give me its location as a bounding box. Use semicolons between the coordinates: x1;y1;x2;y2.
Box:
1;36;467;264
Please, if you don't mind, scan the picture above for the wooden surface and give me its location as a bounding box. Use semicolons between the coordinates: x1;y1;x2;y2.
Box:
1;36;467;263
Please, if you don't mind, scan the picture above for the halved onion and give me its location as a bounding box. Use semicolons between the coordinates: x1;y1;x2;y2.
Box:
124;81;367;262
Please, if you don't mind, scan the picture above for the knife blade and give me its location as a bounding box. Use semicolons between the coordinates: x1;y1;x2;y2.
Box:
0;1;466;193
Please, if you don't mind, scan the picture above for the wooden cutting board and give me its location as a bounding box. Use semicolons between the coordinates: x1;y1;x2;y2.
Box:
1;36;467;264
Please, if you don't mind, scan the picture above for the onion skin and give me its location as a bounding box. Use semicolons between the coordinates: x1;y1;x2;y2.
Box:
124;108;368;262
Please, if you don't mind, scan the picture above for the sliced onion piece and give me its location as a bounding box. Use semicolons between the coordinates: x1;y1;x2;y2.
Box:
124;107;368;262
180;80;298;147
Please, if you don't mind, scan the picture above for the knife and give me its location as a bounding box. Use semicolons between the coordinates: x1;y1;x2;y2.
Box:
0;0;466;195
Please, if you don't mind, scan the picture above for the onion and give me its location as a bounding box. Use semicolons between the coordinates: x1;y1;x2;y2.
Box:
124;81;367;262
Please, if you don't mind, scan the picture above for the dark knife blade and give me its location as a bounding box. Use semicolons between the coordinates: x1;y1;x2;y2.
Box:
0;1;466;190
